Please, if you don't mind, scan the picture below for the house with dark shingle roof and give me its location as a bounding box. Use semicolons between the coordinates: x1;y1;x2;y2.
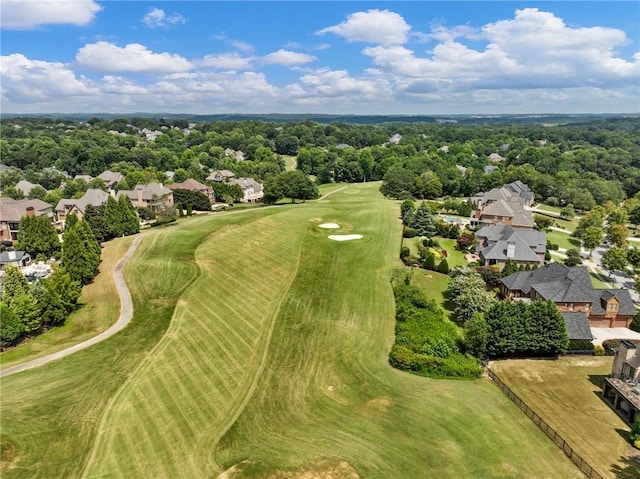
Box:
501;262;636;329
117;183;174;211
476;224;546;270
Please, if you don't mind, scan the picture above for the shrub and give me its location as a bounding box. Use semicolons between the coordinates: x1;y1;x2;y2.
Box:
438;259;450;274
567;340;595;351
423;253;436;271
403;227;417;238
630;418;640;448
400;246;410;260
594;344;605;356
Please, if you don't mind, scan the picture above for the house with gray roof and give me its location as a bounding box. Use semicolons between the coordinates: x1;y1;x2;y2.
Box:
501;262;636;329
205;170;236;183
0;198;53;243
98;170;124;192
0;250;31;270
229;177;264;203
15;180;43;197
55;189;109;223
117;183;174;211
476;224;546;271
166;178;215;205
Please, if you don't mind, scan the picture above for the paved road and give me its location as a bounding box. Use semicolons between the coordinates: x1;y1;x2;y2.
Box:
0;235;144;378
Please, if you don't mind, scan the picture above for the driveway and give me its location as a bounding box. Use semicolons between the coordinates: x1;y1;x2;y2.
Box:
591;327;640;345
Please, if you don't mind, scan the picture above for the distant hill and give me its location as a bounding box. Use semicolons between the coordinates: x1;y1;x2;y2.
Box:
1;112;637;125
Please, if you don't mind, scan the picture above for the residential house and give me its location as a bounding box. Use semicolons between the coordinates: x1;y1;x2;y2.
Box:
229;177;264;203
475;224;546;271
0;250;31;270
55;189;109;223
74;174;94;183
500;262;636;329
484;165;499;175
488;153;504;162
206;170;236;183
603;340;640;425
15;180;42;197
166;178;215;205
470;181;535;227
223;148;245;161
117;183;174;211
98;170;124;192
0;198;53;242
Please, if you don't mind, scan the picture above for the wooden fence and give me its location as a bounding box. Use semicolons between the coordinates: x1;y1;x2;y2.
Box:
486;367;606;479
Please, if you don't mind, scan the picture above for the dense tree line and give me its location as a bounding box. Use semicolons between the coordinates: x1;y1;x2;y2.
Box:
1;117;638;209
171;189;211;212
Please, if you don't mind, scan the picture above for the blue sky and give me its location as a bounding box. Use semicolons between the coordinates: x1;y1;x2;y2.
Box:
1;1;639;114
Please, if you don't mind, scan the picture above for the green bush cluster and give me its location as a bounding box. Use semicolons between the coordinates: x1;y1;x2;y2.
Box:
389;282;482;379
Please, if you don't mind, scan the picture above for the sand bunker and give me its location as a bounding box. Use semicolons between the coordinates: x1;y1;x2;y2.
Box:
319;223;340;229
328;234;363;241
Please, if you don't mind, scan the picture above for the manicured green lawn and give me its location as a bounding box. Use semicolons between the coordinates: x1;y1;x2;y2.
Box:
490;357;635;479
1;183;581;479
434;236;468;268
547;229;581;250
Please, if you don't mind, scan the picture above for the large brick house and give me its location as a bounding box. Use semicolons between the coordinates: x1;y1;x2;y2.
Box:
166;178;215;205
470;181;535;228
501;262;636;329
0;198;53;242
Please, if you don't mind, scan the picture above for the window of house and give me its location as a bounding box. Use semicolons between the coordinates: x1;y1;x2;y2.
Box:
608;303;618;312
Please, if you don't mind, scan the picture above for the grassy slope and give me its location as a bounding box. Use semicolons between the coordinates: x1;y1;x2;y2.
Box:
1;184;580;479
490;357;631;479
0;236;133;368
546;230;581;250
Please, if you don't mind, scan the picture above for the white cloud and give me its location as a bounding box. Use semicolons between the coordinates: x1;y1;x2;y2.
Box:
1;0;101;29
142;8;186;28
75;42;192;73
362;8;639;92
317;9;411;45
1;54;96;103
102;76;148;95
262;49;316;66
198;53;255;70
231;40;254;52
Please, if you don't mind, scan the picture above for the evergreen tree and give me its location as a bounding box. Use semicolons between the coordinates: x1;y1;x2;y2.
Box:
502;259;518;276
39;266;82;326
118;195;140;236
84;205;110;242
65;212;79;230
410;202;436;237
438;258;450;274
16;215;61;259
62;221;101;285
0;302;22;344
1;265;30;308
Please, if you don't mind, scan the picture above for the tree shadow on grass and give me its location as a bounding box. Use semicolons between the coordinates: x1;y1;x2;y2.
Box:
610;455;640;479
589;373;609;388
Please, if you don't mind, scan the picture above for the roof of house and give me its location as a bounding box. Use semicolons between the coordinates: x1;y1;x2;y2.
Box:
55;189;109;215
511;210;535;228
74;174;94;182
98;170;124;186
230;177;263;191
0;198;53;222
0;250;30;265
561;312;594;340
477;225;546;262
481;199;516;218
205;170;235;181
118;183;172;202
166;178;211;192
15;180;41;196
502;263;636;315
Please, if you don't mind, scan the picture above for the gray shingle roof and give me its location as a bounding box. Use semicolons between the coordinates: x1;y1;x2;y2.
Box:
561;312;594;340
478;225;545;262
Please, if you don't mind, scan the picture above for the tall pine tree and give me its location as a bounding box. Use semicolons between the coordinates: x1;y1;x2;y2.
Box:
16;215;61;259
62;220;101;285
410;201;436;237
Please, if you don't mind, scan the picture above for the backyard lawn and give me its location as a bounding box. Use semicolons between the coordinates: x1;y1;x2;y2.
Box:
1;183;581;479
490;356;638;479
547;229;581;251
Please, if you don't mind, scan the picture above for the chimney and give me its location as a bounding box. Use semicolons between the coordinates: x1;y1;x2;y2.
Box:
7;250;16;260
136;188;144;206
506;241;516;259
25;206;35;217
612;340;637;379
